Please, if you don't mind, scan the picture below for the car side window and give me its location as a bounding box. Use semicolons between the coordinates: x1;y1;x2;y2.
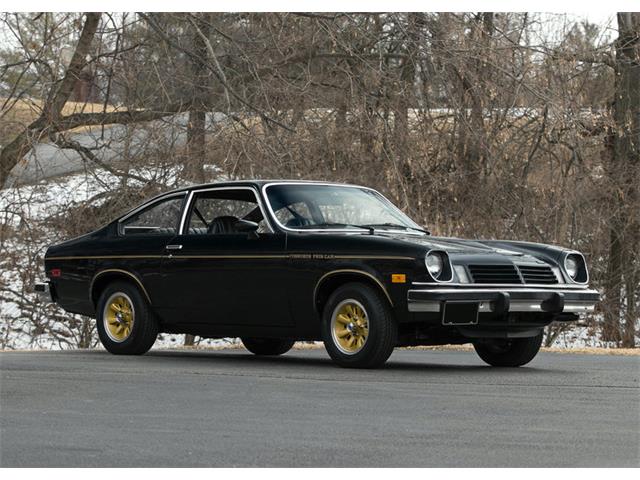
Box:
121;195;185;235
186;189;269;234
274;201;314;228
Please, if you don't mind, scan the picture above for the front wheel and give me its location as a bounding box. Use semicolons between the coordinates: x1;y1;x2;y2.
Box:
473;331;543;367
322;282;397;369
241;338;295;356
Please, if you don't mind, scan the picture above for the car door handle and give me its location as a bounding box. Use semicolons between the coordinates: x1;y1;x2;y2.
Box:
166;244;183;250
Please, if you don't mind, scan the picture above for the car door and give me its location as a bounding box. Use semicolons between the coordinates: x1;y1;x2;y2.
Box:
156;186;292;327
107;192;188;305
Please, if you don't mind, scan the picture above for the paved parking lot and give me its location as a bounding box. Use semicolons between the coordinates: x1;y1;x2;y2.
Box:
1;348;638;466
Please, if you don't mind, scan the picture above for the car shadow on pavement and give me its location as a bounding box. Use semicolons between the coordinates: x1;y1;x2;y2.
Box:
142;348;553;374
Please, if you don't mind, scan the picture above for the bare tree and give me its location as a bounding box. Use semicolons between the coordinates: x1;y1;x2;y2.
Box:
603;13;640;346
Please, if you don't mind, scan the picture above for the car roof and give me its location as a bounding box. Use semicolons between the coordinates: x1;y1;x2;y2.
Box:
166;179;366;195
119;179;372;223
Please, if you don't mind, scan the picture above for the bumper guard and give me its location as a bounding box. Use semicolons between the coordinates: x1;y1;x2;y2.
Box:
408;287;600;315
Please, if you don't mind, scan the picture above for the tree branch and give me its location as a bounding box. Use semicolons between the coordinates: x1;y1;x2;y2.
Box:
1;12;102;188
139;12;295;133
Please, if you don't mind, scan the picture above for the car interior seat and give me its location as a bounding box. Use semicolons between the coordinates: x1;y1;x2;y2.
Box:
207;216;240;234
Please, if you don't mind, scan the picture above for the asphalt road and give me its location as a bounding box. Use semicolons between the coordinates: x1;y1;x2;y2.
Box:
1;348;638;467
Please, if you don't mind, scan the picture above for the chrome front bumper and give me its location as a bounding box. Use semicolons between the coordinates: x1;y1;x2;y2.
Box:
407;287;600;314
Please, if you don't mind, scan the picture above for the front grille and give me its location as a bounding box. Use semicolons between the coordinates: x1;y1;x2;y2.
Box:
518;265;558;284
468;264;522;284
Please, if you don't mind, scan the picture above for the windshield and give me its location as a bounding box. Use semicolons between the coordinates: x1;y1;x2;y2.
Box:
264;184;424;232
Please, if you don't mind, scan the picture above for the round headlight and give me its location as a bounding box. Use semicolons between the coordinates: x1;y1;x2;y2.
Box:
426;252;444;279
564;254;579;279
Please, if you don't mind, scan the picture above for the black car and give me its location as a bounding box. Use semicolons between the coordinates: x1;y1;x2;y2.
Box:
36;180;600;368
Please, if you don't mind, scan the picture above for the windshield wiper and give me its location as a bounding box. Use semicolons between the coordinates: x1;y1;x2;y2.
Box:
298;223;373;232
297;222;429;235
361;223;430;235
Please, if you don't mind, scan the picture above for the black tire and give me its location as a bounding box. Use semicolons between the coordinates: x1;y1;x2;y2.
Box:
322;282;397;369
241;337;295;356
96;280;158;355
473;331;543;367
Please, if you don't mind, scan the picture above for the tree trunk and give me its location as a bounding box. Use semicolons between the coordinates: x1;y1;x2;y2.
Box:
450;14;492;179
624;269;638;347
186;13;211;184
603;224;623;343
334;97;348;168
187;110;206;183
604;13;640;345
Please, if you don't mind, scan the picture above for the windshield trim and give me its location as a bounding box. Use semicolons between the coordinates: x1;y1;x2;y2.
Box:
261;182;424;234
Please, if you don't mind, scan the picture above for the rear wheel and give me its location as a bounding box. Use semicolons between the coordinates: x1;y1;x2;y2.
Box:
241;338;295;356
96;281;158;355
473;331;543;367
322;282;396;369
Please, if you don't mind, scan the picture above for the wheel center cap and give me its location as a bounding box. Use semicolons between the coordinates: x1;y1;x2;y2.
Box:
115;312;124;323
347;322;357;333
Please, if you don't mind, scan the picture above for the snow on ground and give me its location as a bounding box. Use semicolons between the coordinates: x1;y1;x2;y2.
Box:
551;323;614;349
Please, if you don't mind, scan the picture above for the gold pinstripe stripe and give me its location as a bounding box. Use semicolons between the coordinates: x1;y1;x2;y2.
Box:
313;269;394;307
334;255;414;260
48;254;415;261
90;269;152;304
49;255;162;260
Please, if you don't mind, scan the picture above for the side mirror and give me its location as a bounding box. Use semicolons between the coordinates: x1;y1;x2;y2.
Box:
235;219;259;234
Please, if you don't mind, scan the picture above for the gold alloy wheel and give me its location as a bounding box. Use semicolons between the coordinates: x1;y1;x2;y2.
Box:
331;299;369;355
103;292;135;343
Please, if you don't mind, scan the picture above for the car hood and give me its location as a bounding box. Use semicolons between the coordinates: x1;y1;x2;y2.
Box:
377;232;545;264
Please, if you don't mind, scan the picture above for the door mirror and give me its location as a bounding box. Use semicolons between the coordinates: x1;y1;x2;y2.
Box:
235;219;259;233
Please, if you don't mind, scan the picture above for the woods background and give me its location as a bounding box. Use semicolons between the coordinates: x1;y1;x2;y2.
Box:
0;12;638;349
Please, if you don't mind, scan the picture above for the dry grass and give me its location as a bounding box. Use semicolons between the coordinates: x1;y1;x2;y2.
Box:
539;347;640;356
3;98;118;118
0;98;120;143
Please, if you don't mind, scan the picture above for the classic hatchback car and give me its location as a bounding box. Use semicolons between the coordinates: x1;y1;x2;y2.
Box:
37;180;600;368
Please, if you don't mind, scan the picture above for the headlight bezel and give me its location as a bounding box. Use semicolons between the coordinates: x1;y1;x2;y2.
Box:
425;250;453;282
564;255;578;278
426;252;444;278
562;252;589;284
